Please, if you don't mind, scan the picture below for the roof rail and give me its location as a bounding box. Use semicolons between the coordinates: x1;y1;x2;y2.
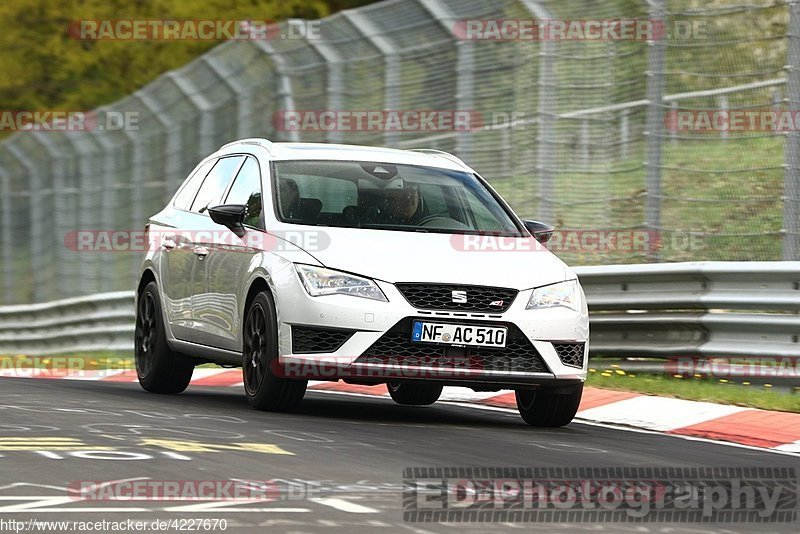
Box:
218;138;274;153
407;148;468;168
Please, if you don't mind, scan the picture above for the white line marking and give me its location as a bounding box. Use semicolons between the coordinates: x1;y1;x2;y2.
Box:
310;497;379;514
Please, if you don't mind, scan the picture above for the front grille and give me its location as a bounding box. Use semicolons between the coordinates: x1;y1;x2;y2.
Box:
395;283;517;313
291;326;354;354
554;343;585;368
353;318;549;374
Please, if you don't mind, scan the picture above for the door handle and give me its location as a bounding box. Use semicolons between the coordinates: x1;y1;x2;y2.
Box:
162;239;176;251
193;246;209;259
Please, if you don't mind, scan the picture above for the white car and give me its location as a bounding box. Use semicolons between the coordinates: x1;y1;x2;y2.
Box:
135;139;589;426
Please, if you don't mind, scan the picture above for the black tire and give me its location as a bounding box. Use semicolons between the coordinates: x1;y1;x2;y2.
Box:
135;281;194;394
242;291;307;411
515;384;583;427
387;382;443;406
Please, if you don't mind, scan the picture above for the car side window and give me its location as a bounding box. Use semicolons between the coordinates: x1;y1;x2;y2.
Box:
173;159;215;211
224;157;262;228
190;156;245;213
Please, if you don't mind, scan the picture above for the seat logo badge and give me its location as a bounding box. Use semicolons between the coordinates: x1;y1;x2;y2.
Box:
452;290;467;303
489;300;504;307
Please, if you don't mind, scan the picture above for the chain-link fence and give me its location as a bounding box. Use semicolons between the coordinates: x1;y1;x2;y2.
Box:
0;0;797;304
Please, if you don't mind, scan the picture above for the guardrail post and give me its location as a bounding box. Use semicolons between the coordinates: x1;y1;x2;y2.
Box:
645;0;666;261
783;1;800;260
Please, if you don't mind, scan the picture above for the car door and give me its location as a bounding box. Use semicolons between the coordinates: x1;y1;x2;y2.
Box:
159;158;216;341
192;156;264;351
182;155;246;343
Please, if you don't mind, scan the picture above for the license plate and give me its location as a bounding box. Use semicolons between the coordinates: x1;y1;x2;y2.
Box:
411;321;507;348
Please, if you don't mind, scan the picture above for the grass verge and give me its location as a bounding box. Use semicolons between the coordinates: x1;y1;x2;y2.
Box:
587;366;800;413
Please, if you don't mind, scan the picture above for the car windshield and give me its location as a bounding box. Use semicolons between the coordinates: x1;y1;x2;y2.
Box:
272;160;523;236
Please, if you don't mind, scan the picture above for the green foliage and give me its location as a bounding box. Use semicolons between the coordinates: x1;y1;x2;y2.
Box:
0;0;374;113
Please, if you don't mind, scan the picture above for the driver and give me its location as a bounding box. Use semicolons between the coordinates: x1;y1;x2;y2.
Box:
384;183;422;224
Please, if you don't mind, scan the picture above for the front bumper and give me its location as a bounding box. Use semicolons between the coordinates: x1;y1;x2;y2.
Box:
275;277;589;388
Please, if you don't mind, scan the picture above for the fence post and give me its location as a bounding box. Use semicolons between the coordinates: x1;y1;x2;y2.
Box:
305;31;345;145
620;108;630;159
88;113;121;293
341;10;400;148
136;91;184;203
519;0;556;222
31;132;70;299
254;40;301;142
670;101;677;145
645;0;666;261
0;166;11;301
783;1;800;260
5;142;46;302
417;0;474;159
166;71;216;157
63;133;100;296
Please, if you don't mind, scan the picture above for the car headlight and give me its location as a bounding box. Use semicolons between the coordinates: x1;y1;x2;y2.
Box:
526;280;580;311
295;264;387;302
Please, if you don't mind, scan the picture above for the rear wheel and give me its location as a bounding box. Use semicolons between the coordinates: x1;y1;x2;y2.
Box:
243;291;307;411
387;382;443;406
135;281;194;394
515;384;583;427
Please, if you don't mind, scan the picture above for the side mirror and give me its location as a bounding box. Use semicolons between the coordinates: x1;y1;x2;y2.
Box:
523;220;554;244
208;204;247;238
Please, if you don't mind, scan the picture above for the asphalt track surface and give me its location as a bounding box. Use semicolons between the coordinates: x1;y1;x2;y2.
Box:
0;377;797;533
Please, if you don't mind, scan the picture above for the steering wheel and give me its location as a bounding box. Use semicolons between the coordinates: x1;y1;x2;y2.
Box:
418;216;471;230
416;211;450;226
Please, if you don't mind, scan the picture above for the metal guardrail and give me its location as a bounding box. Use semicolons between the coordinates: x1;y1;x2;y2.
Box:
0;262;798;359
581;262;800;359
0;291;135;355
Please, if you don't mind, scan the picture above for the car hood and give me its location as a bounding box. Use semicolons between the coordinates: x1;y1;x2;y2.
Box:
289;226;571;290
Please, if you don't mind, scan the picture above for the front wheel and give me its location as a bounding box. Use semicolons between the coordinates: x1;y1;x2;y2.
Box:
515;384;583;427
387;382;443;406
242;291;307;411
135;281;194;394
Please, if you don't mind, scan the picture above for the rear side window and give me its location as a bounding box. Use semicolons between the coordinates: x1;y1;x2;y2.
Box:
224;157;262;228
190;156;245;213
173;159;215;210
